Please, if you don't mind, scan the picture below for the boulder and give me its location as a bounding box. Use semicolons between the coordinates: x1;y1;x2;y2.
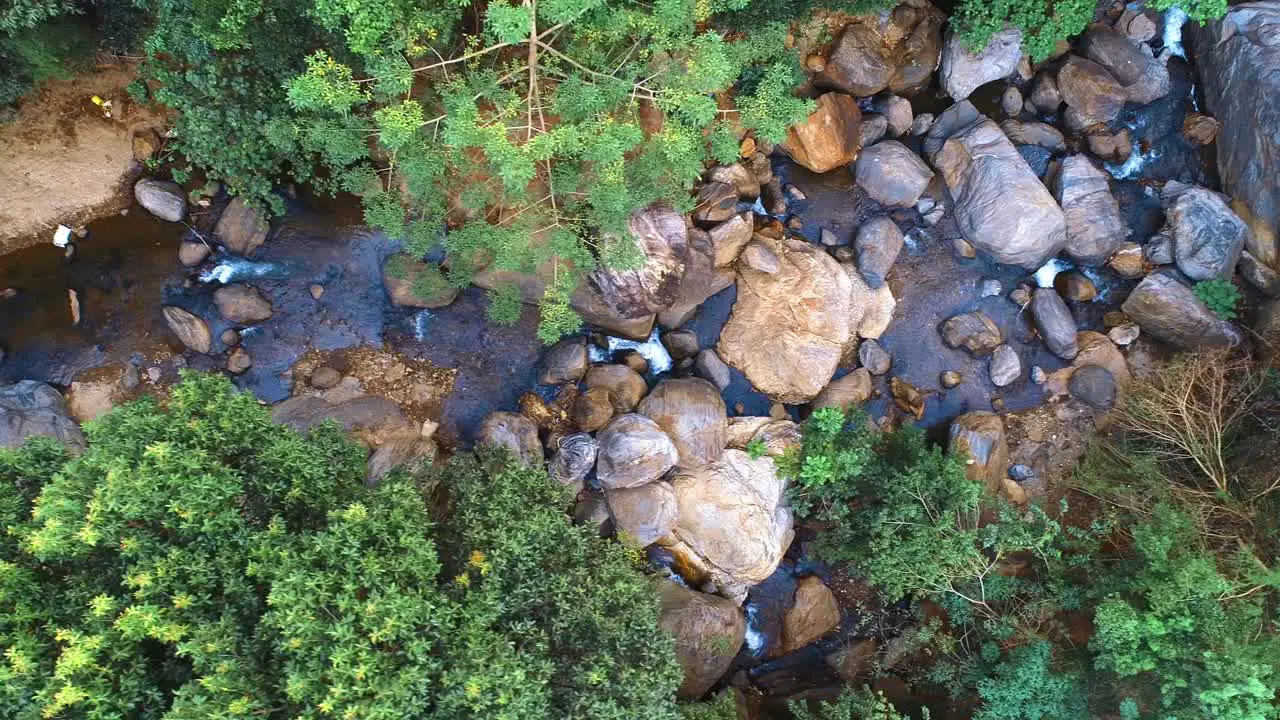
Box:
1068;364;1117;408
657;580;746;700
476;411;543;465
999;120;1065;152
940;311;1002;356
66;366;129;422
708;213;754;268
812;368;872;411
926;102;1066;269
881;95;914;137
816;23;894;96
1055;155;1128;265
584;364;648;412
1056;56;1126;126
383;258;459;309
890;376;925;420
162;306;212;354
718;236;853;403
272;394;413;445
816;5;945;97
989;344;1021;387
0;381;85;450
725;416;774;449
1082;28;1169;105
596;414;679;489
909;112;936;135
780;93;862;174
1056;271;1097;303
638;378;727;467
706;163;761;200
607;481;678;548
858;339;891;375
1120;272;1242;349
740;240;779;274
134;179;186;222
1032;288;1079;360
214;197;269;256
549;432;597;488
940;27;1022;100
854;141;934;208
860;114;889;147
1162;183;1249;281
1030;72;1061;113
1194;4;1280;267
854;216;905;288
584;204;689;319
659;227;736;328
213;285;274;324
1183;113;1221;146
538;338;588;385
948;411;1009;492
178;240;211;267
365;434;437;485
310;366;341;389
1108;242;1151;278
695;349;732;391
693;182;740;225
750;420;803;457
671;449;793;600
573;387;615;432
662;329;700;361
778;576;841;655
843;260;897;340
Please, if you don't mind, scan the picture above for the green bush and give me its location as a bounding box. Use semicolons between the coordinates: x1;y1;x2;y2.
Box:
790;686;916;720
1194;278;1241;321
953;0;1096;61
0;373;685;719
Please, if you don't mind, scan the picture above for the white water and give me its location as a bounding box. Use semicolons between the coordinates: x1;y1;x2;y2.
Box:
1034;257;1073;288
587;327;673;375
1105;139;1160;180
198;255;286;284
1164;6;1189;59
743;604;767;654
414;310;434;341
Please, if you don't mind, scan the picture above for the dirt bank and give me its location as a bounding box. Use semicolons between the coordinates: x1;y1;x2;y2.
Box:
0;62;168;255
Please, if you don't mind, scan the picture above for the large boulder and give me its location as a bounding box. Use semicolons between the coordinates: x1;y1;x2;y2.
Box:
657;579;746;700
1161;183;1249;281
854;141;934;208
926;102;1066;269
718;236;853;403
948;411;1009;493
816;4;945;97
638;378;728;467
134;179;186;222
854;216;905;288
213;285;273;324
1194;4;1280;268
780;93;862;174
583;204;690;319
1082;27;1169;105
272;394;414;446
0;381;85;450
1120;272;1242;349
538;338;588;385
162;306;212;354
476;411;543;465
214;197;270;256
939;27;1022;100
671;450;793;601
1057;56;1127;126
778;576;841;656
607;481;678;548
584;364;649;412
658;227;736;328
596;414;679;489
1055;155;1128;265
549;432;598;488
1031;288;1080;360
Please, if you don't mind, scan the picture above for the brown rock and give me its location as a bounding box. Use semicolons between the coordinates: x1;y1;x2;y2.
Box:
638;378;727;467
949;411;1008;492
477;411;543;465
539;338;588;385
1107;242;1150;278
693;182;740;225
780;93;862;174
214;197;269;256
706;163;761;200
573;387;615;432
607;481;677;548
1057;56;1126;126
940;311;1002;356
1183;113;1221;146
1056;271;1098;302
708;213;754;268
657;580;746;700
178;240;210;267
778;576;841;655
213;285;273;324
596;414;679;489
132;129;160;162
812;368;872;411
891;376;925;419
226;347;252;374
310;366;341;389
162;306;211;354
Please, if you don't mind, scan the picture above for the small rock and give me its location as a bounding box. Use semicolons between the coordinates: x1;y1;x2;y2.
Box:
952;237;977;259
941;370;961;388
980;279;1002;297
1145;234;1175;265
908;113;935;135
621;350;649;375
573;387;615;432
538;338;588;385
881;95;913;137
178;240;210;267
226;347;252;374
1122;10;1157;43
220;329;240;346
550;432;597;490
309;284;325;300
813;368;873;410
858;339;891;375
769;402;788;421
132;129;160;162
662;329;700;361
596;414;679;489
1068;364;1117;408
989;344;1021;387
477;411;544;466
741;240;780;274
585;365;649;412
1108;242;1151;278
1030;72;1061;113
786;185;807;201
1055;271;1097;302
1087;128;1132;164
1183;113;1220;146
121;363;139;389
854;140;934;208
854;216;904;288
1239;251;1280;296
890;376;925;420
1010;285;1033;307
706;164;761;200
940;311;1003;356
780;93;863;173
213;285;274;324
779;576;840;655
311;366;342;389
1001;85;1024;117
940;27;1023;100
695;349;732;391
146;367;162;383
1031;289;1079;360
693;182;739;224
162;306;211;354
134;179;187;222
860;114;889;147
1030;365;1047;384
820;228;844;247
1008;464;1036;481
1108;323;1140;346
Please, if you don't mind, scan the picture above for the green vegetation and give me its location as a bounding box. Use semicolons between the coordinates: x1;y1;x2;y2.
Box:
1194;278;1242;321
790;687;915;719
0;373;712;719
783;389;1280;719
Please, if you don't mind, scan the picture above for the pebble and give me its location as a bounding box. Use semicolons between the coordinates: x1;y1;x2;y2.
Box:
310;284;325;300
1008;464;1036;481
786;185;807;201
221;329;240;346
820;228;843;246
311;366;342;389
941;370;961;388
980;279;1003;297
1108;323;1141;346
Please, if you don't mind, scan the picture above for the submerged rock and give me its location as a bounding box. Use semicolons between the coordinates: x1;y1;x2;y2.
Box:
940;27;1022;100
780;93;862;173
0;380;85;450
926;101;1066;269
1121;272;1242;349
134;179;187;222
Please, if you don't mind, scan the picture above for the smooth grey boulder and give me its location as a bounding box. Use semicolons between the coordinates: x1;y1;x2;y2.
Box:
854;216;905;288
477;411;543;466
1194;4;1280;269
1032;288;1079;360
940;27;1022;100
1121;272;1242;348
134;179;187;222
596;414;679;489
1055;155;1128;265
1162;182;1249;281
0;381;85;450
989;344;1021;387
854;140;934;208
927;102;1066;269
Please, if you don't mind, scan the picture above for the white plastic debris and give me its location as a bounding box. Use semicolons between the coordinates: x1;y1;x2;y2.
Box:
53;225;73;248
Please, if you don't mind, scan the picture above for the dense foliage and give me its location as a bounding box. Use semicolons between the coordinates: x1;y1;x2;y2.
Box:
1194;278;1242;320
0;374;696;719
784;404;1280;719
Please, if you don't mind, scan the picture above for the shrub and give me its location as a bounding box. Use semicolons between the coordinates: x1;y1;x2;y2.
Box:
953;0;1096;61
790;686;916;720
1194;278;1241;321
0;373;684;719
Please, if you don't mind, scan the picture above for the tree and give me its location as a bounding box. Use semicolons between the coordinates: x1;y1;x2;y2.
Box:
0;373;686;718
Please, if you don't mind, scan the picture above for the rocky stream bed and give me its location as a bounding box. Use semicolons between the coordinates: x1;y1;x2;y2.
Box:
6;1;1280;712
